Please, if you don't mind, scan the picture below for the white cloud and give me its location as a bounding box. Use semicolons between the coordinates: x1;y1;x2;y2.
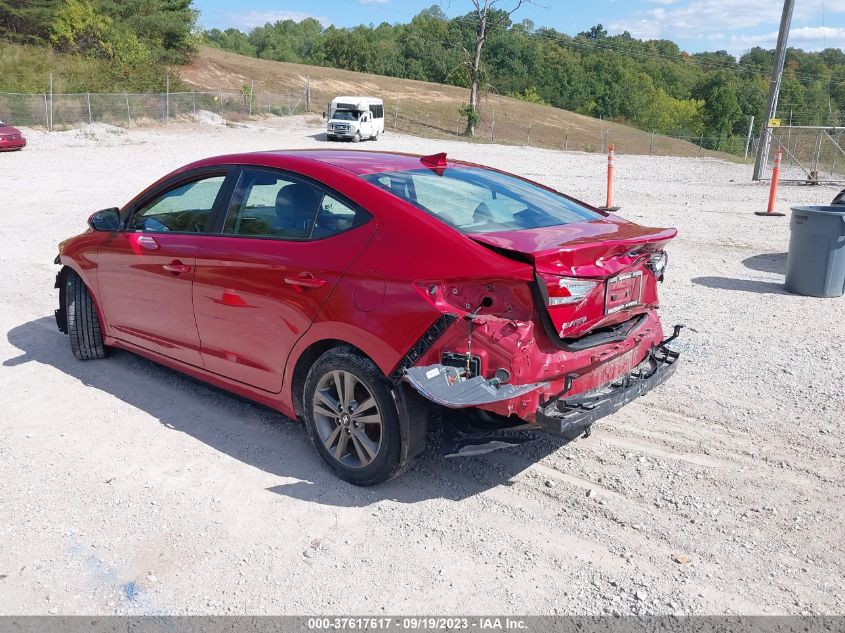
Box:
607;0;844;53
725;26;845;51
227;10;330;30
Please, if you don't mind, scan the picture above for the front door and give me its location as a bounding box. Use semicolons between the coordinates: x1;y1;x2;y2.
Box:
193;167;375;392
96;171;229;366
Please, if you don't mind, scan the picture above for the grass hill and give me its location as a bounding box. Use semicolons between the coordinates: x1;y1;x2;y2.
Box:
183;46;731;159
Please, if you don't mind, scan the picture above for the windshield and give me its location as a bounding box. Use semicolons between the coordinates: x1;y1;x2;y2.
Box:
332;110;359;121
362;167;602;234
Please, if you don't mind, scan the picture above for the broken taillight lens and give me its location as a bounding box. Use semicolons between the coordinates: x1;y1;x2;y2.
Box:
647;251;668;281
539;273;598;306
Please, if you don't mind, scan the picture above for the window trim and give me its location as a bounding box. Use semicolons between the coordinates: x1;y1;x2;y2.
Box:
124;166;236;235
212;165;373;242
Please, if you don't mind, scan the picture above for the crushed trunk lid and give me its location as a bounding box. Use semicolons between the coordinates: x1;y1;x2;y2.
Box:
470;217;676;340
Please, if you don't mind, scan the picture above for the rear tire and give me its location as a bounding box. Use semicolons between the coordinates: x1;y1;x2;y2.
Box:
303;347;403;485
66;270;108;361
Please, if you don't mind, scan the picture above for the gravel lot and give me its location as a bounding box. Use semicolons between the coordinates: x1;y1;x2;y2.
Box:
1;115;843;616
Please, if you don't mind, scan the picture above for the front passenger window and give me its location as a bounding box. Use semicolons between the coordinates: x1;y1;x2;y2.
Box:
130;175;225;233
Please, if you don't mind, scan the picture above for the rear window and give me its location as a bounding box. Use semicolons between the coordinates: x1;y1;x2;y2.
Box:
362;167;601;233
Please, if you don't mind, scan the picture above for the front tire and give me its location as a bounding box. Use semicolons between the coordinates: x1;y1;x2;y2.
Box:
303;347;403;485
352;132;361;143
65;270;108;360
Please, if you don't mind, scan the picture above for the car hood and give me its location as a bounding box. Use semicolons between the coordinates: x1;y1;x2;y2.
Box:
0;125;22;135
469;216;677;277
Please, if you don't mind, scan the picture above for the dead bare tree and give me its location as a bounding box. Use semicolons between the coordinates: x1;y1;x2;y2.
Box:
461;0;537;136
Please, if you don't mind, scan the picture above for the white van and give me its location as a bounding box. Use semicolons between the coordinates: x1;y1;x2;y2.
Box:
325;96;384;142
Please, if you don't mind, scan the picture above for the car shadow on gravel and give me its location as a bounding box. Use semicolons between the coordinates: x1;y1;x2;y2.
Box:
5;316;565;506
691;276;789;294
741;252;788;274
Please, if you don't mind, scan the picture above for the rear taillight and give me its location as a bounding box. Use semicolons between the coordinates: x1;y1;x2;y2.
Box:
647;251;668;281
539;273;598;306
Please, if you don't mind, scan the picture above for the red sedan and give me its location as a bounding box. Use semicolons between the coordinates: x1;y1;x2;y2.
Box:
54;150;681;485
0;120;26;151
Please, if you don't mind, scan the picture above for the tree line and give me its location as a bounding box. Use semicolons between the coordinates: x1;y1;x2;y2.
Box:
2;0;843;152
0;0;196;91
205;7;845;152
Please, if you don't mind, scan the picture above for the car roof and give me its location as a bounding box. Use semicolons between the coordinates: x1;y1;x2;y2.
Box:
197;149;471;177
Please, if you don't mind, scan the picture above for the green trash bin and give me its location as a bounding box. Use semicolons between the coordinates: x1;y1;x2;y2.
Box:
784;205;845;298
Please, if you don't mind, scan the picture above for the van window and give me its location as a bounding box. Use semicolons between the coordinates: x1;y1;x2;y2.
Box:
369;104;383;119
332;110;358;121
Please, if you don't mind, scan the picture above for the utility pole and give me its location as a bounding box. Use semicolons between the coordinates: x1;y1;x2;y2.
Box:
753;0;794;180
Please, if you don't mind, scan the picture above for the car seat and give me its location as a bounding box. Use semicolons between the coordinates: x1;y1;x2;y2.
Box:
273;183;321;237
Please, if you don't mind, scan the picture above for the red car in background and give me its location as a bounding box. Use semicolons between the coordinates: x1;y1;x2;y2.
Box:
54;150;681;485
0;120;26;151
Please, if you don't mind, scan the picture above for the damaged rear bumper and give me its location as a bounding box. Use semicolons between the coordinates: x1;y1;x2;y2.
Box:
403;323;682;455
404;364;548;408
536;331;681;441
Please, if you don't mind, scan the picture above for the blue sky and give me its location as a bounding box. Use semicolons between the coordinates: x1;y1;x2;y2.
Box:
195;0;845;56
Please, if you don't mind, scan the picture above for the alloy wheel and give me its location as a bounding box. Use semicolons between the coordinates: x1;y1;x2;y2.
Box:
312;370;383;469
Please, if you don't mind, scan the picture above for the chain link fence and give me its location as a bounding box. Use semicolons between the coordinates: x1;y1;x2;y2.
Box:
752;126;845;184
2;86;772;163
0;89;310;129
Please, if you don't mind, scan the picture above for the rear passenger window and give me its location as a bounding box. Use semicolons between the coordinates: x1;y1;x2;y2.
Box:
224;171;315;239
223;168;371;240
130;175;225;233
313;195;359;238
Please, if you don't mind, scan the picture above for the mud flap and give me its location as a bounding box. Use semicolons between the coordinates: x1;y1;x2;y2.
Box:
54;267;68;334
404;364;547;408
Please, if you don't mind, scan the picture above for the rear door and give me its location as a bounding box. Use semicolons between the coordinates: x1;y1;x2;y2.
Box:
96;169;232;366
193;167;375;392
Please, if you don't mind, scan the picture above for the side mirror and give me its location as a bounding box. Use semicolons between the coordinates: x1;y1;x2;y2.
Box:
88;207;121;231
322;111;327;119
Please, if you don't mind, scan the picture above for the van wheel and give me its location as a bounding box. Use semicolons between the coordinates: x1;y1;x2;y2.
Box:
372;131;379;141
303;347;403;485
66;270;108;361
352;132;361;143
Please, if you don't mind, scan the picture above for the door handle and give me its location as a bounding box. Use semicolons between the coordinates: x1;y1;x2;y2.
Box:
163;260;191;274
284;272;326;288
137;235;159;250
